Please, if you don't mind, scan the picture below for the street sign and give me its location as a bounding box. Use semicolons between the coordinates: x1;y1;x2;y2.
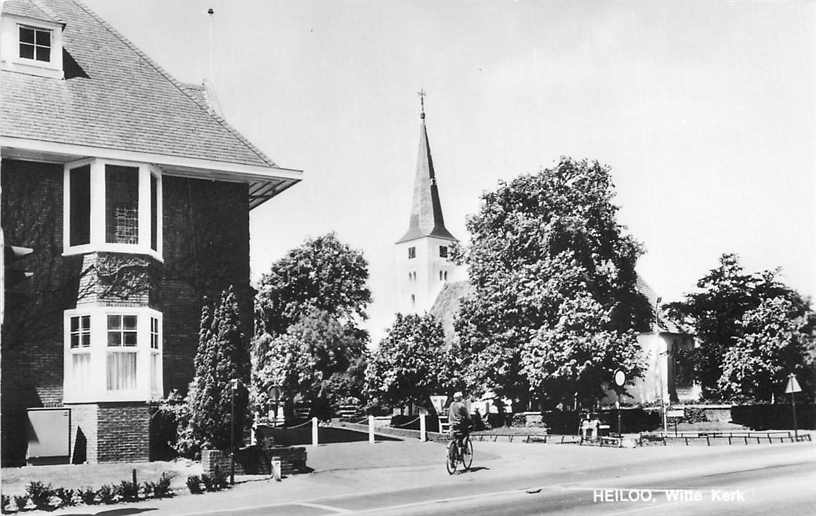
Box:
430;395;447;414
614;370;626;387
666;409;685;418
785;374;802;394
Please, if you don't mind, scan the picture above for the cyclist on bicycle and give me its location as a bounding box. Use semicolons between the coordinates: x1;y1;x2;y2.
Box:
448;392;471;452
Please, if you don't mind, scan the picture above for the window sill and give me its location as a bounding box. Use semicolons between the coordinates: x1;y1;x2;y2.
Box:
62;244;163;262
1;58;63;79
63;390;161;404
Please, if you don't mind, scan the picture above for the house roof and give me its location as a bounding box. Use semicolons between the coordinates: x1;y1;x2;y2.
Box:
397;107;457;244
0;0;296;204
2;0;62;24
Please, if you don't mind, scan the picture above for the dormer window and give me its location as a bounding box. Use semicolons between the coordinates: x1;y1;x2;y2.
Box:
19;25;50;62
1;9;65;78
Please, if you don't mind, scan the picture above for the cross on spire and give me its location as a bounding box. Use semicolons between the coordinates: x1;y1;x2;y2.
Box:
417;88;426;119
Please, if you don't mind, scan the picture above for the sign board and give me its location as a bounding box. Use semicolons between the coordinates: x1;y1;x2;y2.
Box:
666;409;685;418
785;374;802;394
614;370;626;387
430;395;448;414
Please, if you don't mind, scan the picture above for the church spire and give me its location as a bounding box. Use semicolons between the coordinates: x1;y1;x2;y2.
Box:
397;91;456;243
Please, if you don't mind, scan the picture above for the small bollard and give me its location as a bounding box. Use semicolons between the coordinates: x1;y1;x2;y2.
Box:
420;414;426;442
369;415;375;444
312;417;319;447
271;458;282;481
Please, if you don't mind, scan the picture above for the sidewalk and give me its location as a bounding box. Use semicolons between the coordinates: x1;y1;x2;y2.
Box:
10;435;815;515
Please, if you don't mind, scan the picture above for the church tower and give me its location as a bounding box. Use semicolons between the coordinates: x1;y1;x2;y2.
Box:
396;92;458;314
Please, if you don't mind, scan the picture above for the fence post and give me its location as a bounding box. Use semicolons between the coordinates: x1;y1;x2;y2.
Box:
419;414;426;442
368;415;375;444
312;417;318;448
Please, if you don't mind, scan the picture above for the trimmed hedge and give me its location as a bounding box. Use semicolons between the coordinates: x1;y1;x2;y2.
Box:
731;404;815;430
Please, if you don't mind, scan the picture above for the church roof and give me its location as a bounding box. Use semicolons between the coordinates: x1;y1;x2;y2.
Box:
396;107;457;244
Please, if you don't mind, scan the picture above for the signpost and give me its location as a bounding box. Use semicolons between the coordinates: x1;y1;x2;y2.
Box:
785;373;802;440
430;395;448;415
613;370;625;437
666;408;684;437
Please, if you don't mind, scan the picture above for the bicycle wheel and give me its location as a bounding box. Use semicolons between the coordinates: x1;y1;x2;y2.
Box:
446;441;458;475
461;437;473;470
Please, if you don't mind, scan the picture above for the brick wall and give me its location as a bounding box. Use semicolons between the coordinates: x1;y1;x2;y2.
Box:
68;403;98;463
1;159;72;465
97;403;150;462
1;160;253;465
202;446;307;477
158;175;252;394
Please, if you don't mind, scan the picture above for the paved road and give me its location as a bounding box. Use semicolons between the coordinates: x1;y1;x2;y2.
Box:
174;443;815;515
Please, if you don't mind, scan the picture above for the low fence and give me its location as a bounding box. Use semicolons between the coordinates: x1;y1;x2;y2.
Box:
640;431;813;447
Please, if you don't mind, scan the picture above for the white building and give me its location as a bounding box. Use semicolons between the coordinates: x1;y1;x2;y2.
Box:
395;100;460;315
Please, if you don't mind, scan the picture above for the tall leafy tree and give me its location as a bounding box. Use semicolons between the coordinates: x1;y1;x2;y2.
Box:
189;286;250;451
252;233;371;416
719;297;813;402
365;313;457;410
255;232;371;336
665;253;812;400
454;157;651;408
255;308;367;418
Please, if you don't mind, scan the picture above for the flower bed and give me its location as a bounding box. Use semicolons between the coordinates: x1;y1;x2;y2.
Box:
1;474;173;513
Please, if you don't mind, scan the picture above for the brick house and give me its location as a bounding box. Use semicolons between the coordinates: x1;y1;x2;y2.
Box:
0;0;301;465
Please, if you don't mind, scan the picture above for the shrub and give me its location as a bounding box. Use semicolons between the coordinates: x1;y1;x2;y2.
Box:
119;480;139;502
53;488;76;507
96;484;115;505
78;488;97;505
200;474;215;492
25;481;54;510
213;468;229;490
511;413;526;427
186;476;203;494
154;472;173;498
12;496;27;512
1;495;11;514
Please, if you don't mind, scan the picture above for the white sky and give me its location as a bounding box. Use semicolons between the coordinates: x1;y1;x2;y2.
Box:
85;0;816;341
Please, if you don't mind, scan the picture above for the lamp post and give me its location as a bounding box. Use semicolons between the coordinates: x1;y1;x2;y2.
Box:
230;378;239;485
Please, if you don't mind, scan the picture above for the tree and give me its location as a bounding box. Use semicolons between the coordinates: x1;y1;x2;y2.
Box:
522;295;644;406
255;308;367;419
188;286;250;451
454;157;651;408
719;297;813;402
665;253;812;400
252;233;372;417
255;233;371;336
366;313;456;411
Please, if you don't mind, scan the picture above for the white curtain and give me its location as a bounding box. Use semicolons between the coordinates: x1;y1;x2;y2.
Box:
107;352;137;391
72;353;91;393
150;352;160;397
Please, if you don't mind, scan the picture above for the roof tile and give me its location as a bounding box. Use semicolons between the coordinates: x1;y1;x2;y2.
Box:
0;0;277;169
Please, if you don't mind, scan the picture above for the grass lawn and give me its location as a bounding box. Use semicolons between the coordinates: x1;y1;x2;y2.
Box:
0;458;201;496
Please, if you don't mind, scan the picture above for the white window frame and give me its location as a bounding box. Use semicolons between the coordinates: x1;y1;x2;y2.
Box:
63;307;163;403
63;158;163;261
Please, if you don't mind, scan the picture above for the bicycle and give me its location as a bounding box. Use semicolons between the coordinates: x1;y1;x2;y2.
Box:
446;433;473;474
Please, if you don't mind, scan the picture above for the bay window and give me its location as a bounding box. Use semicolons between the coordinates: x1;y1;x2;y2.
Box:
63;308;163;403
63;159;162;260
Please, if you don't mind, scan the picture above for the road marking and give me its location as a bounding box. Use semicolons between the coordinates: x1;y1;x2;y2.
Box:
296;502;352;513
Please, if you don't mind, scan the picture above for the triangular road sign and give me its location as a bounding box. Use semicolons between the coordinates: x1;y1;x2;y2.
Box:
785;375;802;394
430;395;448;414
